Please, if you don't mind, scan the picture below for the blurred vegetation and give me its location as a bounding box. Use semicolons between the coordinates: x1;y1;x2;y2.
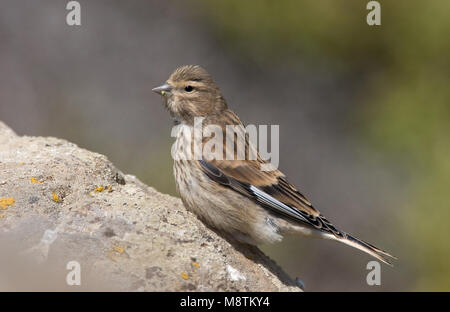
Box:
198;0;450;290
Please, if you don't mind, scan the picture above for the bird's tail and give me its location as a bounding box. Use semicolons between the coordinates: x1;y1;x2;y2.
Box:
328;233;396;266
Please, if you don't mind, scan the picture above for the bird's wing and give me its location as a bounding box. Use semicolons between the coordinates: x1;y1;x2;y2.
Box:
199;158;396;265
199;110;395;264
199;158;344;237
201;109;341;236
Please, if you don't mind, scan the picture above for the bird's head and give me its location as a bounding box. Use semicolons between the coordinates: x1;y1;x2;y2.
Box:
152;65;227;125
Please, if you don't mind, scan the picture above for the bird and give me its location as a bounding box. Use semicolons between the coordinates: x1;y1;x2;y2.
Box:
152;65;395;266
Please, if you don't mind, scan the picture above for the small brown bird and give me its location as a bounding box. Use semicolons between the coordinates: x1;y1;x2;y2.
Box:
152;65;395;265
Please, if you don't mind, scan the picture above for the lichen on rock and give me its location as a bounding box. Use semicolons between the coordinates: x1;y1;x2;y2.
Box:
0;121;299;291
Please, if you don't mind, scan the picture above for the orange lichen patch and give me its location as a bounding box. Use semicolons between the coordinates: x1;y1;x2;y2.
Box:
113;245;125;254
0;213;5;219
19;162;25;165
91;185;113;196
192;262;200;269
0;197;15;210
31;177;44;184
108;245;125;262
52;192;61;203
181;272;189;280
95;185;105;193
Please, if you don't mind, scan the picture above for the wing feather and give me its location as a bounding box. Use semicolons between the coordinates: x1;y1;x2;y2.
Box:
199;159;340;236
198;110;395;264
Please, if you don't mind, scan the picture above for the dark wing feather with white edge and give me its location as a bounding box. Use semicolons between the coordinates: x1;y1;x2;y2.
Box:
198;159;396;265
199;159;343;237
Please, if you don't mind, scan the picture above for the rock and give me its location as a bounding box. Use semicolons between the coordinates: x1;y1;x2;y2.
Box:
0;121;299;291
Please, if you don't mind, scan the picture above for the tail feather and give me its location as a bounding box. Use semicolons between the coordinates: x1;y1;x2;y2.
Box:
326;233;396;266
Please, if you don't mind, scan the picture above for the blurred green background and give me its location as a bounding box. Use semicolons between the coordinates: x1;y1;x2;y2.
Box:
1;0;449;290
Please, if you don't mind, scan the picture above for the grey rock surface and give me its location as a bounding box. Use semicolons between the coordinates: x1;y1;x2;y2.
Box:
0;121;299;291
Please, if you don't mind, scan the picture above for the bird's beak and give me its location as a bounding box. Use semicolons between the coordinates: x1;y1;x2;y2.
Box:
152;83;172;96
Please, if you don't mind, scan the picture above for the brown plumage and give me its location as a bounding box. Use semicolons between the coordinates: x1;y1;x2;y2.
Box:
152;65;396;265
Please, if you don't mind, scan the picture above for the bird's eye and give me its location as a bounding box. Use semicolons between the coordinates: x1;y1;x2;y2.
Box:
185;85;194;92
